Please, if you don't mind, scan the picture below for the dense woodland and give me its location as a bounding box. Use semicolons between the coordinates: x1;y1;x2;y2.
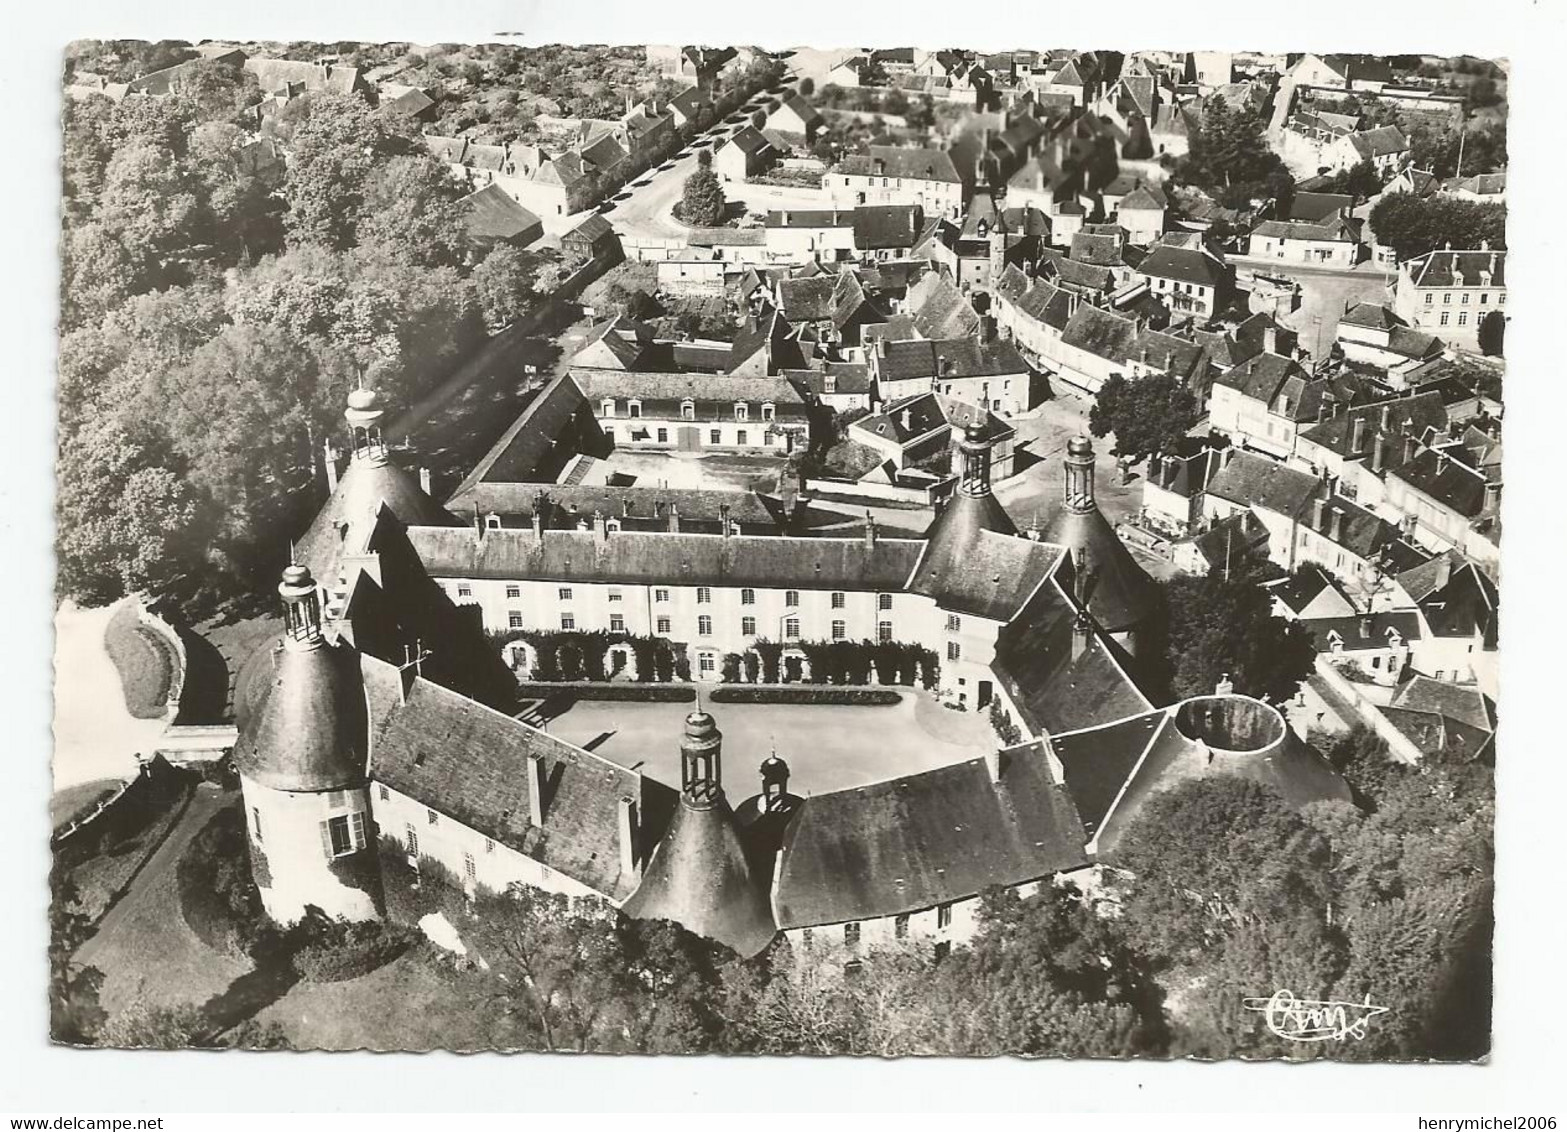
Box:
58;62;553;611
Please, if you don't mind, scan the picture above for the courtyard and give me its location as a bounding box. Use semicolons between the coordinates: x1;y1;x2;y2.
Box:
537;689;995;796
586;447;788;493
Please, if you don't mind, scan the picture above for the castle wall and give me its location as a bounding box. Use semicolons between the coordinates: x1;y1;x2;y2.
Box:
240;774;381;924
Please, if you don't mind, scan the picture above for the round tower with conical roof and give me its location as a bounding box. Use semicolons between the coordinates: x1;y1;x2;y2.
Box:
1042;434;1159;655
620;709;777;957
234;564;381;925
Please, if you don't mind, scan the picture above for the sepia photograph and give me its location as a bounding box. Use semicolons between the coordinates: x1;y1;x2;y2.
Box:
43;16;1515;1074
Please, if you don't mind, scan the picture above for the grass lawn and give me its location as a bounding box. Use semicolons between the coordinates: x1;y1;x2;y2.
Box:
257;947;518;1051
103;602;177;720
76;786;250;1018
191;612;282;722
50;778;120;832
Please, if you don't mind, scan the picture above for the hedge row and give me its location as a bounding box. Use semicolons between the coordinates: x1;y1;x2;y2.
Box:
708;686;903;706
516;682;695;703
487;629;691;683
288;907;415;984
734;638;939;689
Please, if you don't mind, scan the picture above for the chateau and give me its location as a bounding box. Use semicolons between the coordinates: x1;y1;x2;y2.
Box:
232;384;1350;958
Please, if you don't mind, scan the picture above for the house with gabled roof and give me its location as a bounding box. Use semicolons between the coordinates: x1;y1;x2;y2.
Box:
868;337;1033;416
765;93;825;146
1335;303;1444;376
992;264;1076;367
826;146;966;216
1388;551;1498;695
1373;674;1496;763
1134;237;1232;318
1393;245;1506;352
715;125;777;183
1383;430;1502;570
1208;352;1377;460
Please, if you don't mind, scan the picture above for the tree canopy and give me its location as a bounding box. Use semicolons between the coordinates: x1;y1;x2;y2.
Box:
680;163;727;227
1150;569;1316;702
1088;372;1200;463
1177;96;1294;208
1369;193;1507;262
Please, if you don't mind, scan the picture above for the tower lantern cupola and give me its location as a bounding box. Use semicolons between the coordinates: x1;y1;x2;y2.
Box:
345;387;388;466
955;423;995;499
279;563;324;649
681;710;724;807
1064;434;1097;513
759;753;790;811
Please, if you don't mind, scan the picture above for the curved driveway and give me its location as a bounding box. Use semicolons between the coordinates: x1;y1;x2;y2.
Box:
53;598;169;793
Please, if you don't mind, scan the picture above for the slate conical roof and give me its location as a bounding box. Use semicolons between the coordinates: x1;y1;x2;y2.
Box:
620;712;777;957
234;566;368;793
920;422;1019;580
1042;437;1159;634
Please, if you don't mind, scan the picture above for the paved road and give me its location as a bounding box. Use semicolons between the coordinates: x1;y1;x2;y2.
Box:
1234;256;1395;362
53;598;169;794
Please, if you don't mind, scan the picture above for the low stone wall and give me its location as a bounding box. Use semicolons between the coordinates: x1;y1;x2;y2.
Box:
1313;655;1423;764
135;600;187;725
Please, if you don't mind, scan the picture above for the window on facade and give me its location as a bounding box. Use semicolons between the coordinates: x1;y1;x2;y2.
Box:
654;588;669;602
735;402;748;421
657;428;668;443
698;615;713;636
1480;293;1489;305
844;921;861;950
603;425;615;441
561;612;575;630
484;837;495;854
463;853;477;885
831;591;845;609
934;940;952;960
698;652;716;674
946;613;961;632
739;588;756;606
803;927;815;950
610;613;626;633
1458;312;1468;326
1461;292;1470;304
505;584;521;599
629;401;642;419
457;583;472;598
696;586;712;604
832;620;846;640
894;913;909;939
508;611;524;629
947;641;961;662
1440;312;1450;326
784;590;800;607
426;808;439;827
710;429;722;445
878;593;893;611
762;403;775;421
323;812;366;858
558;586;573;601
405;824;419;857
1443;293;1452;304
785;618;801;639
378;784;389;802
252;807;263;842
937;902;953;929
878;620;893;642
741;616;757;636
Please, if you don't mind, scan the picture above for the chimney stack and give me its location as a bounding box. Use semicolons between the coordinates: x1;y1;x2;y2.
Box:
1404;434;1419;463
1372;433;1387;474
1071;608;1093;661
1351;415;1368;454
1215;673;1235;696
1311;494;1327;530
617;796;639;879
1328;508;1344;542
668;503;681;534
594;509;608;541
719;503;732;537
864;511;877;550
419;466;433;495
526;752;545;827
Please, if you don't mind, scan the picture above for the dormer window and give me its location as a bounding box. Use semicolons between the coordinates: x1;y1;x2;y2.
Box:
628;400;642;419
735;402;749;422
761;402;775;421
602;398;616;418
681;399;695;421
485;513;502;531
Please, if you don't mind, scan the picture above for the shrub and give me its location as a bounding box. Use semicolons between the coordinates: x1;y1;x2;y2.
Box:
708;686;902;706
720;652;743;683
287;906;415;983
177;802;270;961
514;682;695;703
